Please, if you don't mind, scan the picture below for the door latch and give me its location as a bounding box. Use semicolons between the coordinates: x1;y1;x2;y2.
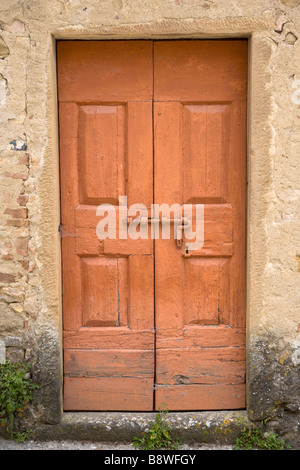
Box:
127;215;190;248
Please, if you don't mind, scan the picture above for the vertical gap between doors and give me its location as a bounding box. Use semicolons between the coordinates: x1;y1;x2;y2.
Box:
152;40;157;411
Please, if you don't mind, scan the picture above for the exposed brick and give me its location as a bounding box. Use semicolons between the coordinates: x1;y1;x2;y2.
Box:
0;273;16;283
2;255;13;261
17;154;29;166
6;219;29;227
5;208;28;219
2;171;28;180
18;260;29;270
14;238;28;257
17;195;28;206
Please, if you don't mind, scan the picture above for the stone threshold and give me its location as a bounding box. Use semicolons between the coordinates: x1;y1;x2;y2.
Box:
33;410;252;444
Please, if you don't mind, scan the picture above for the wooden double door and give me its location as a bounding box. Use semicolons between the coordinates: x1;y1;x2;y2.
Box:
57;40;247;411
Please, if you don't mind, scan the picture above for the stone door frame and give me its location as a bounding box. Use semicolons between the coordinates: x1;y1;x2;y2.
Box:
37;21;275;423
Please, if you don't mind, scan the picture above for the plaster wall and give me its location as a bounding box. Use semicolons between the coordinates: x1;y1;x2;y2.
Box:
0;0;299;444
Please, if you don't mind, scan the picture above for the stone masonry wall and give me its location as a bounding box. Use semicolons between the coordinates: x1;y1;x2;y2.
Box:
0;0;299;446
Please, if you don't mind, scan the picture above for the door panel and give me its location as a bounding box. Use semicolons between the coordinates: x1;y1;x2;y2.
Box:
57;41;153;102
153;40;247;102
58;41;155;410
58;40;247;411
153;41;247;410
155;384;246;411
63;378;154;411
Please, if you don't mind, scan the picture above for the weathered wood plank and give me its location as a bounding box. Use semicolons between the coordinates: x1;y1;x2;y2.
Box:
156;347;245;385
154;40;248;101
156;327;245;349
64;349;154;378
64;377;154;411
63;328;155;350
57;41;153;102
155;384;246;410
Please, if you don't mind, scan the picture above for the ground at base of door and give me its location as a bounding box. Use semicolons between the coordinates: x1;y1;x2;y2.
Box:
0;437;233;450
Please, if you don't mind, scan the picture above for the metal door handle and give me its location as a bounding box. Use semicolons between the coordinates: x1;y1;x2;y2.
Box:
127;215;190;247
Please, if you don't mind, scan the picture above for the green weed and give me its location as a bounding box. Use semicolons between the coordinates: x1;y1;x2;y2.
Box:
0;360;40;442
133;404;180;450
234;427;291;450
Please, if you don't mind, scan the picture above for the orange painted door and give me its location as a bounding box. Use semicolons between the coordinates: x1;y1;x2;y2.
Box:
57;41;155;410
57;40;247;411
153;41;247;410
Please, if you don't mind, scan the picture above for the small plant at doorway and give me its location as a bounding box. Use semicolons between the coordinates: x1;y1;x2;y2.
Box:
233;426;291;450
0;360;40;442
133;404;180;450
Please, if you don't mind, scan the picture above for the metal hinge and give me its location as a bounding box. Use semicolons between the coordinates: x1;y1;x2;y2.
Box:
58;224;79;238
